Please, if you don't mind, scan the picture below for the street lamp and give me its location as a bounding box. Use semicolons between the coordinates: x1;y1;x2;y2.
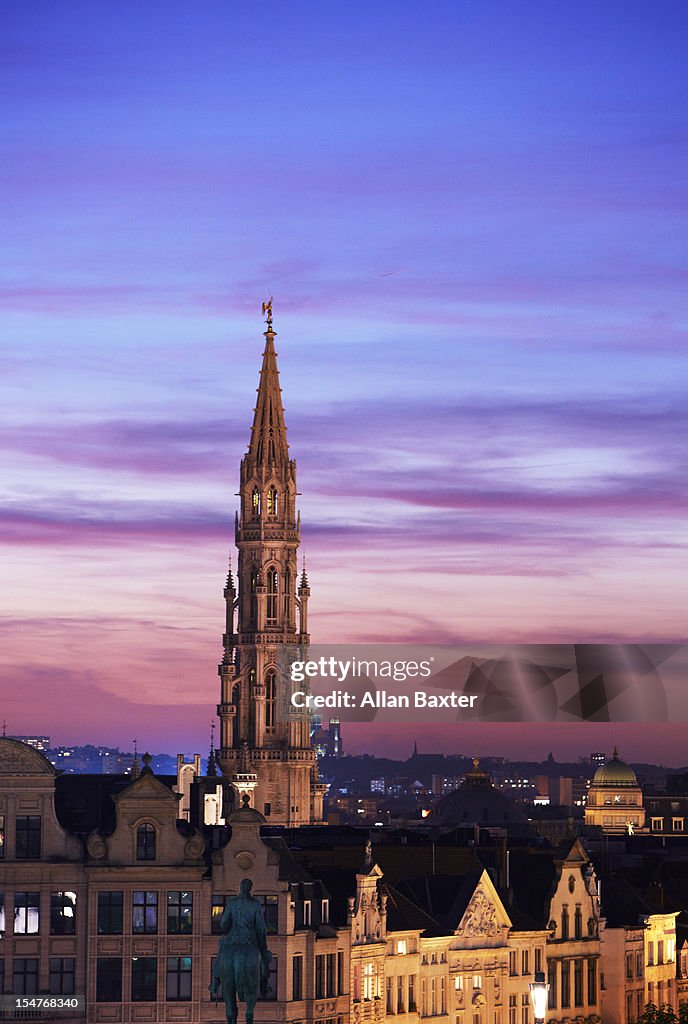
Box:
529;971;549;1024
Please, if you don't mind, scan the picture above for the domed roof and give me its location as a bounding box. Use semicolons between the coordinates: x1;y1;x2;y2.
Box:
0;738;55;776
228;794;266;825
592;748;638;788
431;758;527;827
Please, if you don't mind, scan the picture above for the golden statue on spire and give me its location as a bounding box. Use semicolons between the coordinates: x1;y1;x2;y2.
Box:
261;298;273;331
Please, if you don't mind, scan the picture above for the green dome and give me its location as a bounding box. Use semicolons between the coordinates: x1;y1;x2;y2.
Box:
592;748;638;788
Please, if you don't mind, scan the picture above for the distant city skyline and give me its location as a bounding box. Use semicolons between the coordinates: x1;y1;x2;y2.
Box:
2;4;686;760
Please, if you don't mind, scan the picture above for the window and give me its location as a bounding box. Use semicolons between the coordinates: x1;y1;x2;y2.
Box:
473;975;482;990
338;950;345;994
166;957;192;1001
327;953;337;997
509;950;517;975
303;899;312;926
13;958;38;995
132;891;158;934
322;898;330;924
561;906;569;940
49;958;75;995
535;947;542;974
561;961;570;1008
574;959;583;1006
0;893;5;934
266;570;279;624
316;956;325;999
136;823;156;861
292;954;303;1000
51;891;76;935
364;963;375;1001
262;957;278;1001
97;958;122;1002
397;975;405;1012
15;816;41;859
651;817;663;831
658;940;664;965
522;949;529;975
167;891;192;934
575;906;583;939
132;957;157;1001
267;487;279;517
509;994;517;1024
386;975;393;1013
255;894;278;933
627;992;633;1022
252;488;260;517
648;942;655;966
397;939;407;955
548;962;557;1010
14;892;39;934
0;815;4;857
587;958;597;1005
673;817;684;832
455;976;464;991
265;670;277;731
98;891;123;934
636;951;643;978
409;974;417;1011
626;953;633;980
211;894;226;934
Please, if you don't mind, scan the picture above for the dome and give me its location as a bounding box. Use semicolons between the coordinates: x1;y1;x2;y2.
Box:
431;758;527;827
0;738;55;776
592;748;638;788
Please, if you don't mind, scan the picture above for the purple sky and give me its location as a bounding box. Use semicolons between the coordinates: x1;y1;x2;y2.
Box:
2;2;687;763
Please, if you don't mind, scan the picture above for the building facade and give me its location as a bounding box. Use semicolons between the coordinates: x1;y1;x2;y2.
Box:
216;306;325;826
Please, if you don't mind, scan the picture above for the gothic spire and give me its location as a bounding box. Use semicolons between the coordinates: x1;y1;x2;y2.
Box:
247;301;289;469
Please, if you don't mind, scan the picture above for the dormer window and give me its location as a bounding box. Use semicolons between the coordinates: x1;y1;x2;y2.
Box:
303;899;312;926
321;898;330;923
136;823;156;861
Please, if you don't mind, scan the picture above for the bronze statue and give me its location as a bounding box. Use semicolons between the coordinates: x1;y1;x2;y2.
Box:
210;878;272;1024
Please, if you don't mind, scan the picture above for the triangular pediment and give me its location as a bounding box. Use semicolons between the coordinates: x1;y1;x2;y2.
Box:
455;870;512;939
114;769;180;807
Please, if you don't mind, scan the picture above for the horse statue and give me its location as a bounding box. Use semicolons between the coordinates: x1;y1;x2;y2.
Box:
210;878;272;1024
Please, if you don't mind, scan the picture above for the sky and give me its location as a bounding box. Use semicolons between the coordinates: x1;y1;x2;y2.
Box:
2;2;687;763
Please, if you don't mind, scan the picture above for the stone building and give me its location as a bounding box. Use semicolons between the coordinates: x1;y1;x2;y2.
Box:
583;749;645;834
216;305;326;826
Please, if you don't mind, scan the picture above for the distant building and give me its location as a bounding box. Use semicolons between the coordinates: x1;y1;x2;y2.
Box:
584;748;645;834
8;734;50;751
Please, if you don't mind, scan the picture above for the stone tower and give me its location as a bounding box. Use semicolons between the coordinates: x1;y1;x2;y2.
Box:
217;305;325;825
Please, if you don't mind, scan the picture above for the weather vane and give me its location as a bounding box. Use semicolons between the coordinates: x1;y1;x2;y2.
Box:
261;297;273;331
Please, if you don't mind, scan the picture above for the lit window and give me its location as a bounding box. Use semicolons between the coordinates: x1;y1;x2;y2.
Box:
266;569;279;624
252;489;260;517
267;487;279;517
14;892;40;934
50;892;76;935
396;939;407;955
265;670;277;732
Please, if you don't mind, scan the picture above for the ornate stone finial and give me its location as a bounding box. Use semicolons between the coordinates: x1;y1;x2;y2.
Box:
242;793;251;808
473;756;480;769
132;739;140;779
364;839;373;869
299;551;309;588
142;752;152;769
261;297;274;331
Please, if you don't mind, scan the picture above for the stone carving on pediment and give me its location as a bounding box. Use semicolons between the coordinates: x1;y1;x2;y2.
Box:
458;888;498;938
184;834;205;859
235;850;255;871
87;833;107;860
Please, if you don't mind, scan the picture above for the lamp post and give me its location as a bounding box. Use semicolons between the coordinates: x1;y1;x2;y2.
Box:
529;970;549;1024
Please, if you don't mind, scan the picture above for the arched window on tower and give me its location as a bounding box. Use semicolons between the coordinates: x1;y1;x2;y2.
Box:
561;906;570;940
250;569;259;627
283;569;290;623
265;669;277;733
266;568;278;625
266;487;279;518
251;488;260;518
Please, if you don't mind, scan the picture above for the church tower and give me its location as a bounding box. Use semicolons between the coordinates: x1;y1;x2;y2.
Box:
217;303;325;825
